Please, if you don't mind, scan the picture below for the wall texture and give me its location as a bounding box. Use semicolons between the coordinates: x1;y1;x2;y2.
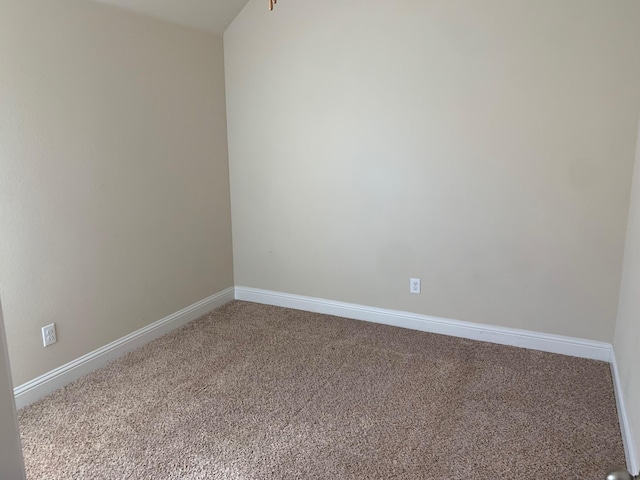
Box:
0;0;233;386
225;0;640;342
0;300;25;479
614;120;640;473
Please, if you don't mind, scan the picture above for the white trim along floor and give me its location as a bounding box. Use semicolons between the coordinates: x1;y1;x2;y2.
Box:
13;285;637;474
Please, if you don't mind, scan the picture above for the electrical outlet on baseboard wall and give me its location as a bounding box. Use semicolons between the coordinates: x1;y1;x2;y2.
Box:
41;323;57;347
410;278;421;294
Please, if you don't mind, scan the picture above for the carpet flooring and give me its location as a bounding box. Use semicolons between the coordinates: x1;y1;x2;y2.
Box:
19;301;624;479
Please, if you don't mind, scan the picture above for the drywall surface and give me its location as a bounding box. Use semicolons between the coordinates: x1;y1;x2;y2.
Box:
0;0;233;385
225;0;640;342
614;121;640;473
0;300;25;479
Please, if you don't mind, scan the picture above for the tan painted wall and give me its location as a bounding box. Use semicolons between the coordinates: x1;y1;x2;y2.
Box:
0;0;234;386
0;300;25;479
614;120;640;474
225;0;640;342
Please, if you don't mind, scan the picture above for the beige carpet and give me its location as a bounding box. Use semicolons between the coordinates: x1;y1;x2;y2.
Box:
19;301;624;479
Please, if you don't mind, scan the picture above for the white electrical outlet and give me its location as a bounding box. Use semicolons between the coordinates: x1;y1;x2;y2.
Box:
41;323;57;347
410;278;421;294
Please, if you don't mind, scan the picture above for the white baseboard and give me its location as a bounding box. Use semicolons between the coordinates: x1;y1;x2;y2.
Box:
16;285;633;472
235;287;612;361
236;287;640;469
13;287;235;410
610;351;639;475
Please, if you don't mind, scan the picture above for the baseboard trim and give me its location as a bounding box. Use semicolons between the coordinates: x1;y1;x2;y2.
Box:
610;351;639;475
13;287;235;410
13;285;633;470
234;287;612;362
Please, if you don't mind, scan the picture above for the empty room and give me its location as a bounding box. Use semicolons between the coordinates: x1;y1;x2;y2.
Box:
1;0;640;478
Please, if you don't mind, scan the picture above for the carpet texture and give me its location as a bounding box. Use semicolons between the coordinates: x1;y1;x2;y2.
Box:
19;301;624;479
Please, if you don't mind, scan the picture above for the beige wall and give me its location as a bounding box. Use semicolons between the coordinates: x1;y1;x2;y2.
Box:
0;0;233;386
0;300;25;479
614;120;640;474
225;0;640;342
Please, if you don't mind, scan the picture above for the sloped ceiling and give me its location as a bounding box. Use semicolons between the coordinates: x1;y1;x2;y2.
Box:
90;0;251;34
